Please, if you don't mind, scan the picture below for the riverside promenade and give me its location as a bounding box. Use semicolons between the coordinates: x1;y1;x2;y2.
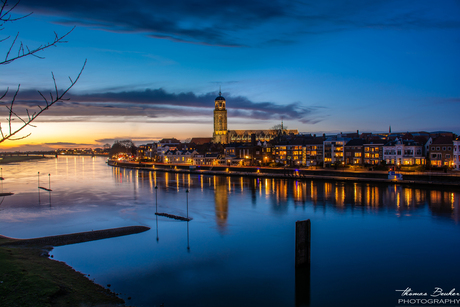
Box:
108;160;460;187
0;226;150;247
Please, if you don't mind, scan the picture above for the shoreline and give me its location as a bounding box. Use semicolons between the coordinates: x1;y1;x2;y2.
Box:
108;160;460;187
0;226;150;306
0;155;53;164
0;245;126;306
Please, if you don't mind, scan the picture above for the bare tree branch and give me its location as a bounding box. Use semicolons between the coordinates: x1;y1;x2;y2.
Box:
0;0;86;144
0;59;87;144
1;27;75;65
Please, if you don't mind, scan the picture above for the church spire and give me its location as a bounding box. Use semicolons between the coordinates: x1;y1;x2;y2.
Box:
219;85;221;96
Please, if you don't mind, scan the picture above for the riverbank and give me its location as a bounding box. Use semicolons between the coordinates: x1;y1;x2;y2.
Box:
0;245;125;307
0;156;52;164
0;226;150;306
108;160;460;187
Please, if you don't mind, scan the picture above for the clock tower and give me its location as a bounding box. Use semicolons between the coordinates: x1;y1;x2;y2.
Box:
213;90;228;144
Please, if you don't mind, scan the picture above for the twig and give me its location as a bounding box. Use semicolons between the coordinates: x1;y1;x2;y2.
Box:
0;59;87;143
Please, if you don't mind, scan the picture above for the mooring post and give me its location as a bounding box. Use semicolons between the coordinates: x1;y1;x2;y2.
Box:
295;219;311;268
295;219;311;307
155;186;158;213
186;189;189;219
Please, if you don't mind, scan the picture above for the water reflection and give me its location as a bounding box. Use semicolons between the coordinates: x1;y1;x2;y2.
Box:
214;176;229;231
1;157;459;307
114;167;460;225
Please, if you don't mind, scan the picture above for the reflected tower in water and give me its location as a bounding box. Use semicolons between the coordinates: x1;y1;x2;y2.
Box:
214;176;229;231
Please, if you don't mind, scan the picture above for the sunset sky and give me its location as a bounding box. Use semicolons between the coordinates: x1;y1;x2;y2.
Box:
1;0;459;151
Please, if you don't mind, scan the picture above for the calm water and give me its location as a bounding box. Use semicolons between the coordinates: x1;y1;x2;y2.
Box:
0;156;459;307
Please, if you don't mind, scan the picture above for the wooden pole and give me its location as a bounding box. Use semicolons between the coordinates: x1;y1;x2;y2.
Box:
295;219;311;268
295;219;311;307
155;186;158;213
186;189;189;219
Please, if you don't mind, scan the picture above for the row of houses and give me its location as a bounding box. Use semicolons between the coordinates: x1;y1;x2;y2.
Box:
135;132;460;170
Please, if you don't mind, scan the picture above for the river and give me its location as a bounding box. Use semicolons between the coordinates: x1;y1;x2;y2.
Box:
0;156;459;307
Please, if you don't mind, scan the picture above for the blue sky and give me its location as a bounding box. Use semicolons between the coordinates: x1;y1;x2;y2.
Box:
0;0;459;150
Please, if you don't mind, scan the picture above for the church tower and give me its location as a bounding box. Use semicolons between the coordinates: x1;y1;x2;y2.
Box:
213;89;228;144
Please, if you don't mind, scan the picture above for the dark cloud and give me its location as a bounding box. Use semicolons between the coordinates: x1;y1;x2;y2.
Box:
44;142;94;146
13;0;460;47
94;137;163;145
16;0;292;47
1;88;322;124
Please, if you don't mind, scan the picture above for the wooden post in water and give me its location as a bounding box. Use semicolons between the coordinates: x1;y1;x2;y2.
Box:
295;219;311;307
155;186;158;213
295;219;311;268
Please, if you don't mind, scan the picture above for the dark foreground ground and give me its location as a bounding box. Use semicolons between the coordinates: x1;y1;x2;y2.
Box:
0;226;150;307
0;243;126;307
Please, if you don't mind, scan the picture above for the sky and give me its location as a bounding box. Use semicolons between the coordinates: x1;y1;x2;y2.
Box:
0;0;459;151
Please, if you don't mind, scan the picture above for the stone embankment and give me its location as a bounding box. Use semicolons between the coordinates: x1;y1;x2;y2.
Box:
108;160;460;187
0;226;150;247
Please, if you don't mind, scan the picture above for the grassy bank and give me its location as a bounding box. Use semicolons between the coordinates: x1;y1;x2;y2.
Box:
0;156;51;164
0;243;125;307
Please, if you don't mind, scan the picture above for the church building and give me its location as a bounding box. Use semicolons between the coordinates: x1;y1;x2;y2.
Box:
212;91;298;144
213;90;228;144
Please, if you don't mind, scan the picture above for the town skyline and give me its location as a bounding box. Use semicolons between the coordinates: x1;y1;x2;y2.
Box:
1;0;459;152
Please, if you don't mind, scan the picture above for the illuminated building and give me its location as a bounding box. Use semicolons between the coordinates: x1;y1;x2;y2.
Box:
363;140;385;165
212;90;298;144
383;138;425;166
453;138;460;170
344;139;364;165
323;137;350;167
428;135;454;167
213;90;228;144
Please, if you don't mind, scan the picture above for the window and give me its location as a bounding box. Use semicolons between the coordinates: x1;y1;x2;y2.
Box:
448;147;452;151
446;154;451;159
355;152;361;157
442;147;446;151
397;150;401;155
431;147;435;151
436;147;440;151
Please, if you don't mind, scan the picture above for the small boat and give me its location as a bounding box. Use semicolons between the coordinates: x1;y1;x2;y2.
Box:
388;170;403;180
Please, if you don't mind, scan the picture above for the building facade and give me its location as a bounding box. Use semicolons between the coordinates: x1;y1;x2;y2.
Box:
345;139;364;165
383;139;425;166
428;136;453;168
363;140;385;165
213;91;228;144
453;138;460;170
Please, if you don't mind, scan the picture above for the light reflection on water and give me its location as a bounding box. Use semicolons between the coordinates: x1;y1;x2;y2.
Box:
0;157;459;307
